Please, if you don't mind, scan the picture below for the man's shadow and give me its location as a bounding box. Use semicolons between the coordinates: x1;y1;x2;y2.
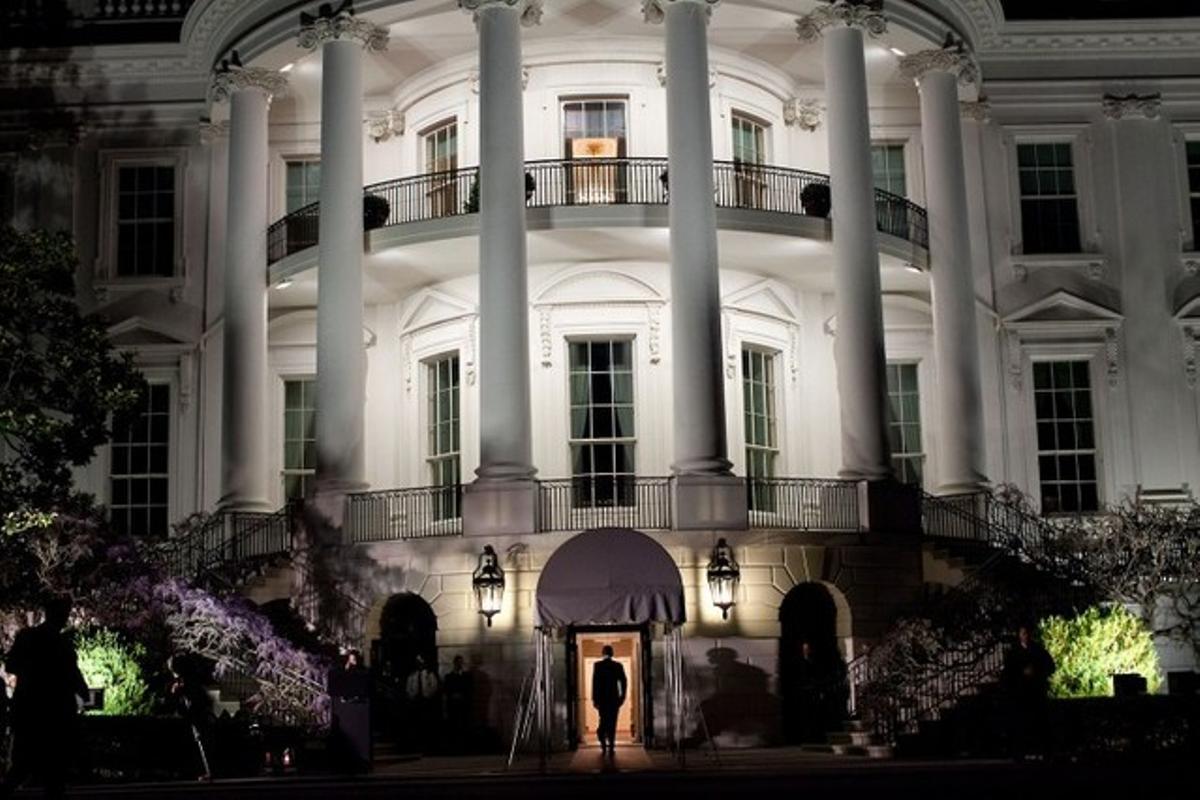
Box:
694;646;779;746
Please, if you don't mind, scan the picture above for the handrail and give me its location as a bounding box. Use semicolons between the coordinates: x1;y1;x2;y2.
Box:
345;484;464;543
746;477;860;531
538;476;672;532
266;157;930;264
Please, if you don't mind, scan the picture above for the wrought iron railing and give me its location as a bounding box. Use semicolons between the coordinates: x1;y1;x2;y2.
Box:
344;484;464;543
538;476;673;532
265;157;930;264
747;478;860;531
163;505;293;580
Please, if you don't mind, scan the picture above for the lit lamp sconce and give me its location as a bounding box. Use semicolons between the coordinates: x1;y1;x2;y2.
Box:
472;544;505;627
707;538;740;620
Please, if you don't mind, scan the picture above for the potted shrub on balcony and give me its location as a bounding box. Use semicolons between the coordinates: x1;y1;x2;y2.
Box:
363;194;390;230
801;182;831;218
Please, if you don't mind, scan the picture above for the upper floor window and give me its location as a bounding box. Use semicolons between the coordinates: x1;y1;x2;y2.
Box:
1033;360;1098;514
285;159;320;213
424;120;458;174
732;113;768;166
110;383;170;538
1017;142;1081;254
116;164;176;278
1187;140;1200;246
426;354;461;521
872;143;907;197
743;347;779;511
569;339;635;507
886;363;923;487
563;98;628;159
282;378;316;502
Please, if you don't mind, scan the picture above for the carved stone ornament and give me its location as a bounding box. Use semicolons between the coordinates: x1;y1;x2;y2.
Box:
297;1;389;51
367;109;404;143
655;61;718;88
460;0;544;27
647;304;662;364
783;97;823;131
898;43;979;87
1104;327;1120;388
208;64;289;104
960;99;991;122
1184;326;1198;389
539;307;553;367
1184;258;1200;278
468;66;531;94
796;0;887;43
198;118;231;144
1101;92;1162;121
642;0;721;25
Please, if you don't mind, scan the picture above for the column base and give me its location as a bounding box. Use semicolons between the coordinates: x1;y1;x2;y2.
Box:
217;495;275;514
672;474;749;531
463;479;539;537
857;479;921;535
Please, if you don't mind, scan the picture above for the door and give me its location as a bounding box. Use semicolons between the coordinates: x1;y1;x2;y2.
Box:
573;629;642;746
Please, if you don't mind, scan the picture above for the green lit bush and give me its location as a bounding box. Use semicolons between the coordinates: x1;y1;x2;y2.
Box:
1040;605;1161;698
76;628;155;716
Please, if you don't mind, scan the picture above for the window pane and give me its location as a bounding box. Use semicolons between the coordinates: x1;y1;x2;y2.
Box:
568;339;636;506
1033;360;1098;514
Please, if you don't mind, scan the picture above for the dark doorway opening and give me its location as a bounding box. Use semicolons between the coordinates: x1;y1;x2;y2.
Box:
778;583;846;744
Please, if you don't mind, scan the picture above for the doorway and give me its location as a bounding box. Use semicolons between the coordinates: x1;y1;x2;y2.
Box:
568;627;647;748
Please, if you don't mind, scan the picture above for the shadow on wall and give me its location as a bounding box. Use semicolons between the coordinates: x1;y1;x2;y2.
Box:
692;646;780;748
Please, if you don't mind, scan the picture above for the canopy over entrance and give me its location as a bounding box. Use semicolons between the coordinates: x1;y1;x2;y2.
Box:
535;527;686;628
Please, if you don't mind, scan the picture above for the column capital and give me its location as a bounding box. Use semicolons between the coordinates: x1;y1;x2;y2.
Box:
796;0;886;43
898;34;979;86
298;0;389;51
198;118;231;144
1101;92;1162;120
642;0;721;25
959;98;991;122
208;57;289;104
460;0;544;27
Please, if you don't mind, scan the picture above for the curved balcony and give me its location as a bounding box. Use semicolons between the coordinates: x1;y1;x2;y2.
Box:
266;158;929;267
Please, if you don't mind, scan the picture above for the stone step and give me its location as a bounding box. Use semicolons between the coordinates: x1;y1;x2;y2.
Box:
827;730;877;747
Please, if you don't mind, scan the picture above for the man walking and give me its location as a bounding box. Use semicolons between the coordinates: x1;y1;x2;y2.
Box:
591;645;627;756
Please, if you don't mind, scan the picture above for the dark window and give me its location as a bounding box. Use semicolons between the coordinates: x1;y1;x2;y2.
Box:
115;164;176;277
569;339;635;507
886;363;924;487
743;348;779;511
1033;360;1099;514
285;159;321;214
426;354;461;521
1187;141;1200;247
282;378;317;502
1017;142;1082;254
110;383;170;538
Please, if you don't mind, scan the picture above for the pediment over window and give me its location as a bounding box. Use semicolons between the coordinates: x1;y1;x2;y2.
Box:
722;279;799;323
1003;289;1123;333
533;266;665;307
400;289;476;335
106;316;191;348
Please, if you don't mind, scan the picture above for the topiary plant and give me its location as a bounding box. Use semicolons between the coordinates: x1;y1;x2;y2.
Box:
1040;605;1161;698
76;627;155;716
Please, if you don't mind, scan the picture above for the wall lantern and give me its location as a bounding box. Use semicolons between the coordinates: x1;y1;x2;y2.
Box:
707;538;740;620
472;544;505;627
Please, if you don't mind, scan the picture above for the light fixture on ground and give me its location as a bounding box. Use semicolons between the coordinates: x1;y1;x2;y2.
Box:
473;544;505;627
707;538;740;620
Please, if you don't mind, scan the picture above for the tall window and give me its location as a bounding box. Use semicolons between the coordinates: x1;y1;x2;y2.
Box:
116;164;175;277
1033;361;1098;514
285;159;321;213
569;340;635;507
110;383;170;538
1017;142;1081;254
732;112;769;209
282;379;316;502
871;143;907;196
427;354;461;520
563;99;628;203
1187;140;1200;246
886;363;924;486
743;348;779;511
423;120;458;217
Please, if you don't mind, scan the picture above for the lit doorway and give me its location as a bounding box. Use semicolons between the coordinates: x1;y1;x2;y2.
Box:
568;627;649;748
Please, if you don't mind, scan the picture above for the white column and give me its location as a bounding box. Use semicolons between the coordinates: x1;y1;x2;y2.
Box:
798;3;892;482
298;8;388;501
211;67;287;511
648;0;746;528
460;0;542;536
900;46;987;494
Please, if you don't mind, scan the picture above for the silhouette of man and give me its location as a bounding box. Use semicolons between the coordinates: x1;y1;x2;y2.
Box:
1002;623;1056;760
1;597;88;799
591;644;627;756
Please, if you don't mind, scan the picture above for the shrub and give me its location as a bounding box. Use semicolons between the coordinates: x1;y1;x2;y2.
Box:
1040;605;1161;698
76;627;155;716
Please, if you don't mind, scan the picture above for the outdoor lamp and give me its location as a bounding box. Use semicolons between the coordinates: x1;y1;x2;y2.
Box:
472;544;505;627
707;538;740;620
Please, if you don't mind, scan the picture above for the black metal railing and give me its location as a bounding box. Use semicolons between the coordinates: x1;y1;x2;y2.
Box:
163;505;293;580
538;476;673;532
344;484;464;543
265;158;930;264
747;478;860;531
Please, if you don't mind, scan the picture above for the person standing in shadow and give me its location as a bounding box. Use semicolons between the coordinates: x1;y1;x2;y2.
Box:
442;655;474;754
591;645;627;757
1;597;88;799
329;650;372;773
1002;622;1056;760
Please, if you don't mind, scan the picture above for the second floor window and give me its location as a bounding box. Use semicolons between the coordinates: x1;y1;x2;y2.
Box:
116;164;175;278
732;113;768;165
110;383;170;538
1017;142;1082;254
427;354;461;521
282;378;316;502
1033;360;1099;514
872;143;907;197
285;159;321;213
886;363;924;487
1187;140;1200;246
423;120;459;218
569;339;635;507
743;348;779;511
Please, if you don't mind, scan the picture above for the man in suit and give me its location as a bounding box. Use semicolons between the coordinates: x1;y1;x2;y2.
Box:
591;644;627;756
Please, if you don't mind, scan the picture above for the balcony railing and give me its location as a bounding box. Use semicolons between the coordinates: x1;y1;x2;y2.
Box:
163;505;293;579
747;478;861;532
266;157;929;265
345;484;464;544
538;476;673;532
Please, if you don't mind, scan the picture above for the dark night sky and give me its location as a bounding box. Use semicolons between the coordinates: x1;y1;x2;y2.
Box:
1000;0;1200;20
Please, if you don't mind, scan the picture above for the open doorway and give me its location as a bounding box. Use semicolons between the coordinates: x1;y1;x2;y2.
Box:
569;627;646;748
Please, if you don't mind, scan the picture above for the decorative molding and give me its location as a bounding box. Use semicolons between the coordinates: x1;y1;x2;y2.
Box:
647;304;662;365
465;315;478;386
1101;92;1162;121
402;336;413;392
1104;327;1120;388
297;1;389;51
197;118;230;143
642;0;721;25
788;325;799;383
178;352;194;412
795;0;887;44
898;35;979;86
468;65;531;94
366;109;404;143
655;61;718;88
1085;261;1104;282
1012;263;1028;283
460;0;544;27
959;99;991;123
783;97;823;131
1005;329;1024;390
1183;326;1198;388
208;59;288;104
722;310;737;379
1184;258;1200;278
539;307;553;368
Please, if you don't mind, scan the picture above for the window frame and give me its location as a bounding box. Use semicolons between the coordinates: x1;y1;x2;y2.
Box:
566;336;637;508
871;141;909;198
421;118;460;175
281;376;317;503
560;96;630;159
283;157;322;215
1003;127;1097;258
424;351;462;521
1030;358;1101;515
742;346;780;511
731;110;770;166
885;361;925;488
97;149;187;285
1181;132;1200;251
108;381;173;539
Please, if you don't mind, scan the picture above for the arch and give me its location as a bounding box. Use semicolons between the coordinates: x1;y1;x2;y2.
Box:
373;591;438;685
777;582;851;744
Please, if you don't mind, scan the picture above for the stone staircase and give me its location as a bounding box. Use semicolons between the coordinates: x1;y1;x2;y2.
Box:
801;719;894;759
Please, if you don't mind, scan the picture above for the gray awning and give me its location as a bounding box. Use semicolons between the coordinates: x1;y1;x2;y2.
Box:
535;527;686;628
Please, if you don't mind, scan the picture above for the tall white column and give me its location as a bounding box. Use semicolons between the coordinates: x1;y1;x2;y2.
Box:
900;46;988;494
647;0;746;528
211;66;287;511
798;3;893;482
460;0;542;536
298;8;388;501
